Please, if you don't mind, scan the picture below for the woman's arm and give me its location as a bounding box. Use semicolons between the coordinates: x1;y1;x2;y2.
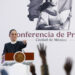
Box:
19;40;27;49
2;44;7;56
45;7;57;16
37;12;49;26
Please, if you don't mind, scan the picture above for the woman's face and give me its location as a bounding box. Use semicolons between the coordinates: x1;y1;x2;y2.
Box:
9;30;18;42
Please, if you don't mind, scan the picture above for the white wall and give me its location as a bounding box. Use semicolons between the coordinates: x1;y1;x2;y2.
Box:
0;0;75;75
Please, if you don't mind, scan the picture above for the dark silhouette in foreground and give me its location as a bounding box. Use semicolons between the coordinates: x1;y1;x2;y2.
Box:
30;64;36;75
37;43;49;75
64;58;73;75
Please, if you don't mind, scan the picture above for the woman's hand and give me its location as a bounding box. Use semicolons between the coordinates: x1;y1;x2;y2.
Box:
22;40;27;45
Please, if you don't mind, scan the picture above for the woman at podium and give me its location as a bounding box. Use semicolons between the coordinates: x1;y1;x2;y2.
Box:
2;29;27;55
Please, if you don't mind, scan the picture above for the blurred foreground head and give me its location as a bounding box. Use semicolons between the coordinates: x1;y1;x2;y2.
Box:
1;69;8;75
64;58;73;75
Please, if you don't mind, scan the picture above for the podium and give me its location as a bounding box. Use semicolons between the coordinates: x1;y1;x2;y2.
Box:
5;52;34;61
2;52;34;66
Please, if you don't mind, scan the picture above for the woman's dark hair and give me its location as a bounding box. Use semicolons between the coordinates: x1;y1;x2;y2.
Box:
39;0;54;12
9;29;17;35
